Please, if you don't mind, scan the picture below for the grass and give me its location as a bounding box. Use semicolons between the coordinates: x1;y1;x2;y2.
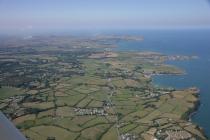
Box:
90;91;108;101
119;123;138;133
34;117;54;126
121;110;149;122
73;85;99;94
0;86;24;99
54;118;82;131
23;129;46;140
13;114;36;125
72;116;96;126
138;110;162;123
23;102;54;110
82;117;109;128
101;126;118;140
112;79;126;88
87;100;103;108
132;125;149;135
56;106;75;117
124;79;140;87
28;125;79;140
0;50;205;140
56;94;86;106
76;96;92;108
37;109;54;118
80;124;110;140
158;103;175;113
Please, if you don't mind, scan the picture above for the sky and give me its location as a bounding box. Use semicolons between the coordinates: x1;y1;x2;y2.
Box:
0;0;210;33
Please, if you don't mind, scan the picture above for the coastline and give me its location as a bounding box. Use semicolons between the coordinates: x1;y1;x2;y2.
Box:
151;69;208;139
187;93;208;139
115;30;210;138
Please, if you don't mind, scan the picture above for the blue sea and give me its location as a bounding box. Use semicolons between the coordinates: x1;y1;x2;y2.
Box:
115;29;210;137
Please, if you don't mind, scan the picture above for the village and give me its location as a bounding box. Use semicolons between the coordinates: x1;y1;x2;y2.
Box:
74;108;108;116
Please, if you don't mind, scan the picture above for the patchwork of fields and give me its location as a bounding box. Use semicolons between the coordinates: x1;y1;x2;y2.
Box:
0;36;206;140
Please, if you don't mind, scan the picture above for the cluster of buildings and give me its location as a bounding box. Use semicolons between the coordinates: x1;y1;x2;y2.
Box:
74;107;108;116
120;133;138;140
142;89;171;99
167;55;197;61
165;130;192;140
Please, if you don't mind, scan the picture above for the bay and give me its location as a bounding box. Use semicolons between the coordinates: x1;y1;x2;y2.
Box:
115;29;210;137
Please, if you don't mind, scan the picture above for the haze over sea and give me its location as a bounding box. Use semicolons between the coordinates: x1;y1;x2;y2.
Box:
114;29;210;137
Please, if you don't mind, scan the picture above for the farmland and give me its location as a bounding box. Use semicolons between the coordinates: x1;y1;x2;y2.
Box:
0;36;206;140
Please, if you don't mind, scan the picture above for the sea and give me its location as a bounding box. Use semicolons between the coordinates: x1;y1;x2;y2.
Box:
114;29;210;138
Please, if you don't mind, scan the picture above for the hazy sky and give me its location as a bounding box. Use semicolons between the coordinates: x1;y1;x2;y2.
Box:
0;0;210;33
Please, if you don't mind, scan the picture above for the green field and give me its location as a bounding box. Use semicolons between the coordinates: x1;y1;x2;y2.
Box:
0;36;206;140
